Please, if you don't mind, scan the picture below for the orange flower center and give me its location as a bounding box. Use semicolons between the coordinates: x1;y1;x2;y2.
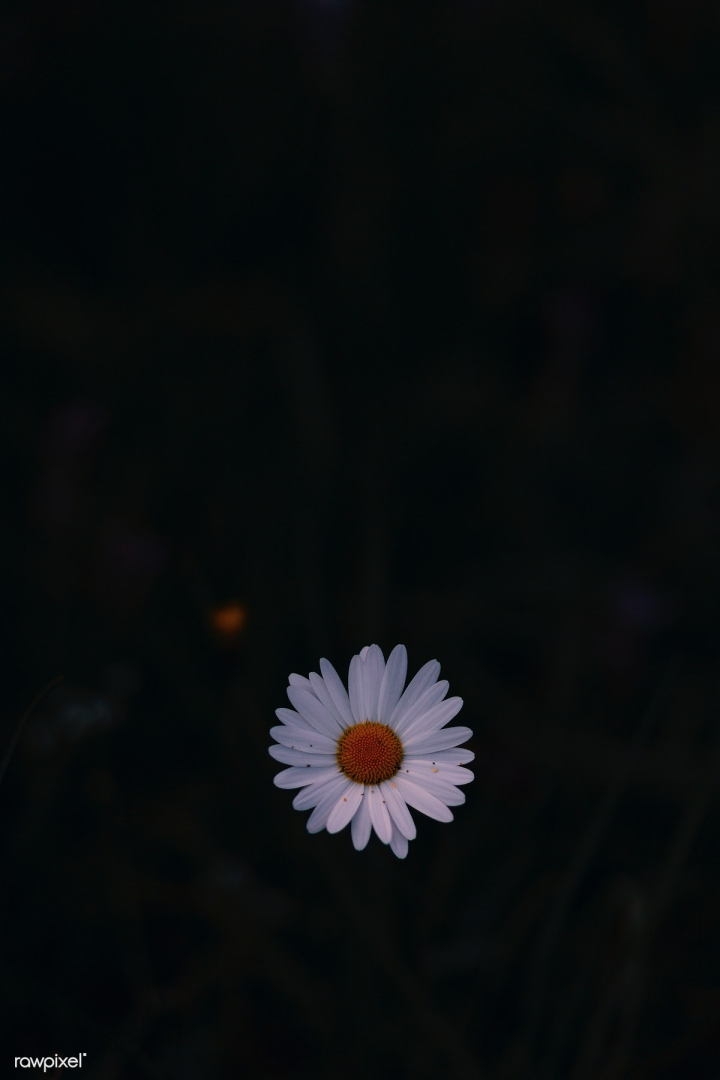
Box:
336;722;404;786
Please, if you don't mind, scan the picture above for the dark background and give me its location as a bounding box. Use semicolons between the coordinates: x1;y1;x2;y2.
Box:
2;2;720;1078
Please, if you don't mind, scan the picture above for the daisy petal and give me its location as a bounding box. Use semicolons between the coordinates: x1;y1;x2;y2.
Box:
380;780;416;840
377;644;407;723
393;681;449;737
414;747;475;765
348;654;366;724
309;672;346;729
307;778;355;833
326;783;364;833
359;645;370;660
402;726;474;755
269;726;337;753
389;822;409;859
288;673;314;692
404;771;466;805
275;707;313;730
405;759;475;785
273;765;340;789
269;745;341;767
367;785;392;843
293;772;348;811
388;660;441;729
351;789;372;850
395;776;454;822
319;658;356;727
362;644;385;721
400;696;463;740
287;686;343;737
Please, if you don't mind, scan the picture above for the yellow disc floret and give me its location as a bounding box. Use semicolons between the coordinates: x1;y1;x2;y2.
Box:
337;721;404;786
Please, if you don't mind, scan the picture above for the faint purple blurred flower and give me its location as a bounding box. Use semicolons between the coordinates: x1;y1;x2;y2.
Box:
297;0;352;59
610;579;670;631
95;528;167;610
34;401;106;527
105;530;166;578
599;577;671;679
43;400;106;460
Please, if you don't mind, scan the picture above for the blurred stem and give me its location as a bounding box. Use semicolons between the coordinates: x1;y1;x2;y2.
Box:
316;844;484;1079
578;714;720;1080
513;659;680;1077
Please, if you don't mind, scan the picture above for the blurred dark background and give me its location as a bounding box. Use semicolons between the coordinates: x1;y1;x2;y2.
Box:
2;2;720;1078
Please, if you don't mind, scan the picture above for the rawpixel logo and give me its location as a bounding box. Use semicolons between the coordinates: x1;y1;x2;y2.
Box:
15;1055;87;1071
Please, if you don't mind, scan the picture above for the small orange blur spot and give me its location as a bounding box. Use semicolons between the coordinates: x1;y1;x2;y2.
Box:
210;602;247;637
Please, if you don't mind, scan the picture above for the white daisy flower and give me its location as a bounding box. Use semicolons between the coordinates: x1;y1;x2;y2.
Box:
269;644;474;858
